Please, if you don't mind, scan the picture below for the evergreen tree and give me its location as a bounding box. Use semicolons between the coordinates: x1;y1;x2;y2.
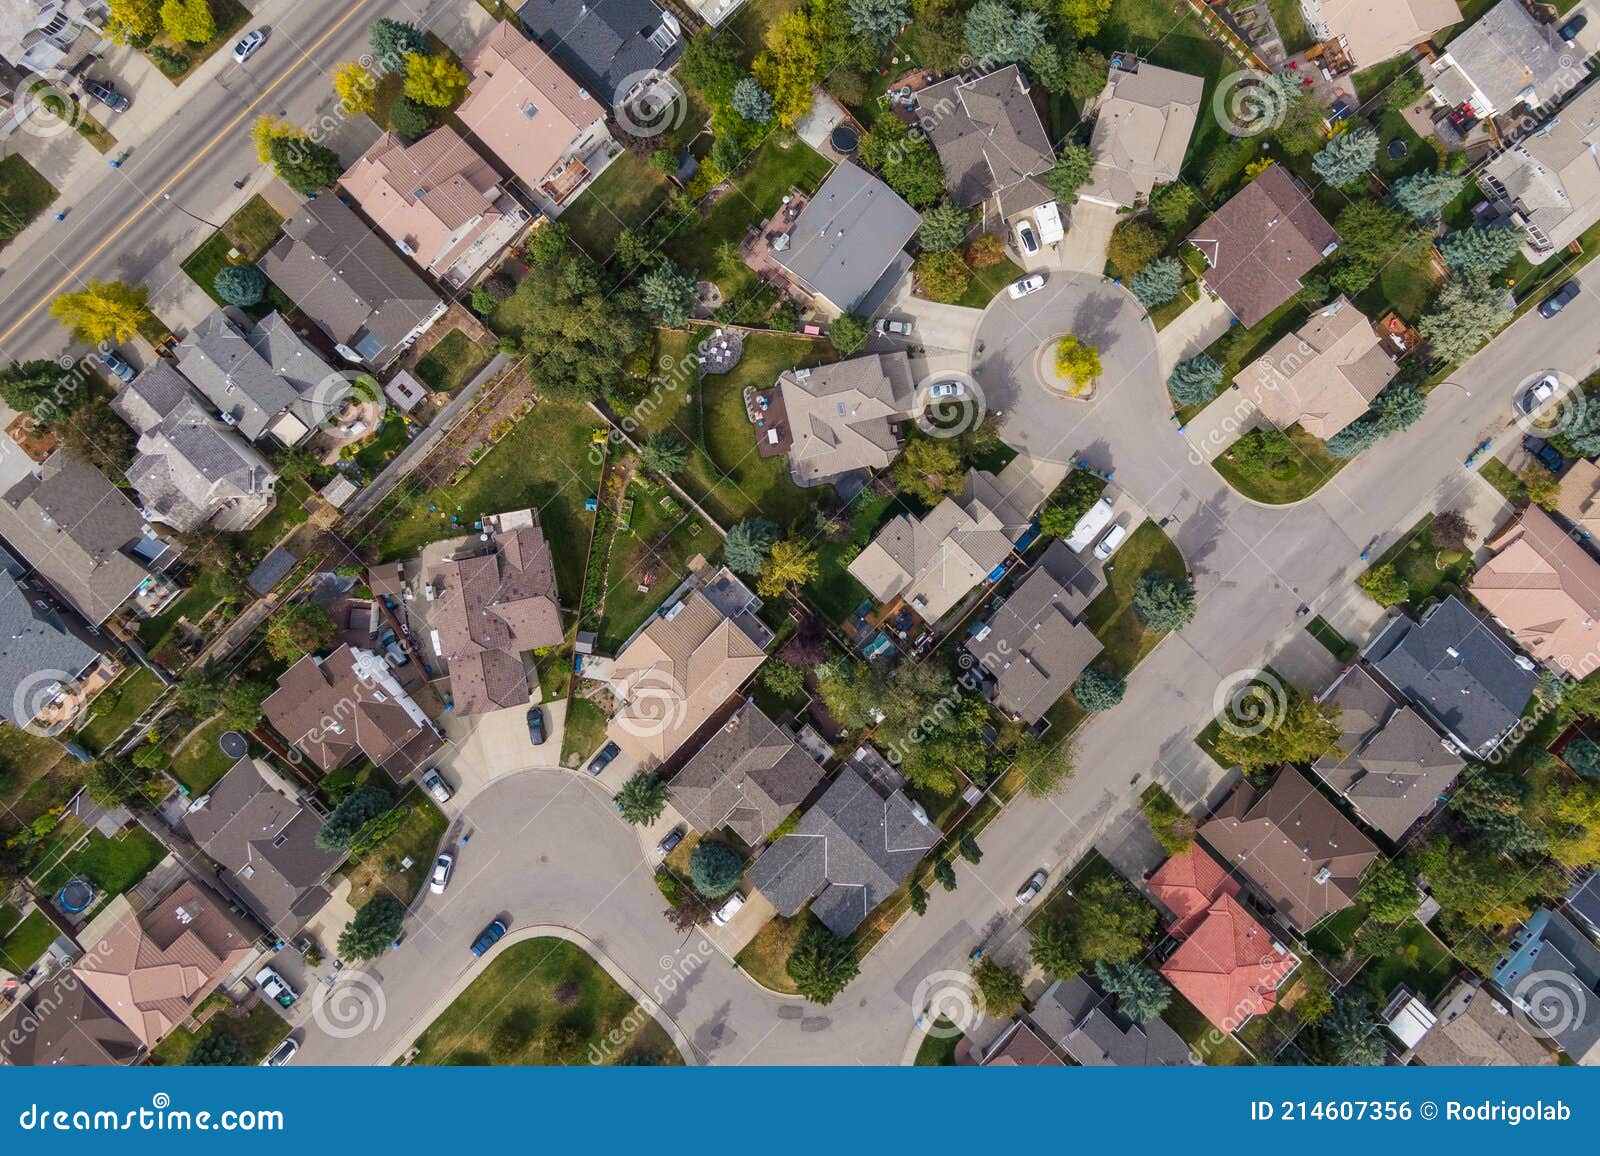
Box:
1310;128;1378;187
1390;171;1466;222
1094;960;1171;1023
725;517;779;574
1168;354;1223;406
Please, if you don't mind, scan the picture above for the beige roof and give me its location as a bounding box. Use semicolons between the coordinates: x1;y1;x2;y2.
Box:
1311;0;1461;68
1414;981;1557;1066
74;882;256;1050
607;590;767;765
1237;297;1397;439
1480;80;1600;254
1557;457;1600;538
457;21;604;191
778;353;915;483
340;126;505;276
1472;503;1600;672
1082;61;1204;207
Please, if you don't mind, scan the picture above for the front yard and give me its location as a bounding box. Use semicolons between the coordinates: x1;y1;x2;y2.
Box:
150;994;290;1066
73;667;164;754
341;789;448;908
1212;424;1348;505
1081;519;1187;675
733;910;810;995
141;0;252;84
1360;513;1473;612
559;697;608;770
0;155;59;252
179;194;287;309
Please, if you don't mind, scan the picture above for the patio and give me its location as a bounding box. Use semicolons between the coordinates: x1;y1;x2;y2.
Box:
698;327;744;375
743;381;792;458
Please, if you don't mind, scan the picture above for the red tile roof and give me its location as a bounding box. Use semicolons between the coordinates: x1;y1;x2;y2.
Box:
1148;843;1240;939
1159;893;1296;1033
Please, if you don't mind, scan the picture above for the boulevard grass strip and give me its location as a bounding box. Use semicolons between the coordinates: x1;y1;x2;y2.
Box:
410;937;684;1065
73;666;164;755
914;1018;962;1065
1305;616;1357;662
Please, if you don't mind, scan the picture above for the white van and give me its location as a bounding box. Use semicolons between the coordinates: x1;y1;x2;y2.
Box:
1065;498;1114;553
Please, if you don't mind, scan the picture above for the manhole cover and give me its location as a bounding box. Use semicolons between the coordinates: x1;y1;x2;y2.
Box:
219;730;248;759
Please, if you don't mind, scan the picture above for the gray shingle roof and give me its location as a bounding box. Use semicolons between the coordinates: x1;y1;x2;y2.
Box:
1434;0;1589;112
917;65;1054;207
0;569;104;727
772;161;920;312
176;311;331;442
1492;907;1600;1063
667;699;824;846
1028;977;1194;1066
515;0;683;107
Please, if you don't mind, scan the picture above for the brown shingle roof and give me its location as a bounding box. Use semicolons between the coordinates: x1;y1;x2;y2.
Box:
666;699;824;845
0;971;144;1067
917;65;1054;208
1413;980;1557;1066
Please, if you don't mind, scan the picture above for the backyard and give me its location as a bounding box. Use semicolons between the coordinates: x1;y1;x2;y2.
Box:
594;479;715;653
0;909;58;973
0;155;58;252
414;329;494;393
806;488;899;623
74;666;164;755
35;823;168;909
169;717;243;796
561;151;673;256
227;478;313;566
140;566;239;649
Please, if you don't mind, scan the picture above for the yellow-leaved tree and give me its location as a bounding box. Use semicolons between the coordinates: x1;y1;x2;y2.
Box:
756;538;819;598
402;53;469;109
250;114;303;163
1053;336;1102;396
752;10;819;128
49;281;152;345
159;0;216;46
332;61;377;115
107;0;159;43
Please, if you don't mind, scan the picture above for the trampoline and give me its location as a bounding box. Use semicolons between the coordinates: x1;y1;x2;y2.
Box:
1387;139;1409;160
830;124;859;154
57;878;96;914
219;730;248;759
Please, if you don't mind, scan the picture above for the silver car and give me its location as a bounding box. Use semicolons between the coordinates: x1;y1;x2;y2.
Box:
233;29;265;63
421;768;453;804
429;852;454;895
1016;869;1048;904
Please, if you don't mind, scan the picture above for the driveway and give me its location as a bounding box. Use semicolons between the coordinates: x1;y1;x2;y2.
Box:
435;699;567;809
880;272;982;353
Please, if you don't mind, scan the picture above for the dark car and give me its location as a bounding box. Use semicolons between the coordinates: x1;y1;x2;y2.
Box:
1561;13;1587;40
1539;280;1581;318
1523;435;1566;473
586;740;621;776
526;706;545;746
655;824;685;858
469;919;507;957
83;79;129;112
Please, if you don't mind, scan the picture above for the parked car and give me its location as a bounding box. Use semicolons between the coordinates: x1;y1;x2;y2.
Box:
1016;869;1048;905
233;29;265;62
526;706;545;746
1539;280;1580;318
470;919;507;957
1014;219;1039;256
1518;374;1560;416
1561;13;1587;40
260;1037;299;1067
378;628;407;667
655;824;685;858
82;79;129;112
878;317;912;337
421;767;453;804
928;380;965;400
1092;523;1128;561
254;966;298;1007
586;740;620;776
1524;435;1566;473
429;853;454;895
97;350;135;383
1007;273;1046;299
712;892;746;926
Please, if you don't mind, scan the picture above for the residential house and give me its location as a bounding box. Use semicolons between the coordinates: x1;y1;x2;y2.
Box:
1385;980;1557;1065
0;567;116;730
74;881;257;1052
1479;79;1600;258
427;508;563;716
1080;58;1204;209
341;126;531;288
745;764;938;936
176;310;335;446
1491;907;1600;1064
979;1020;1065;1066
1568;871;1600;938
0;449;179;626
848;469;1031;625
112;361;278;533
1188;164;1340;327
179;757;344;940
1312;664;1462;842
1366;594;1539;759
457;21;610;211
263;643;443;778
966;540;1104;724
916;65;1056;221
770;352;916;486
1556;456;1600;539
769;161;919;316
1158;887;1297;1031
514;0;682;109
1148;842;1243;937
1472;503;1600;673
1425;0;1589;119
0;1;104;72
260;196;447;369
1028;976;1195;1066
0;971;144;1067
666;699;825;847
1199;766;1380;932
1298;0;1462;71
1236;297;1398;441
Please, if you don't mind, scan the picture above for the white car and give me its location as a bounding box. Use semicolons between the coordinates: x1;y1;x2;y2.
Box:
1519;374;1560;416
233;30;265;62
1093;523;1128;561
260;1037;298;1067
1014;219;1039;256
878;318;912;337
429;852;454;895
928;380;965;400
1016;869;1048;905
1007;273;1046;299
421;768;453;804
712;892;746;926
254;966;298;1007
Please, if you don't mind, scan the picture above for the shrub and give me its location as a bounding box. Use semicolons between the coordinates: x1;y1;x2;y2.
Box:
1107;220;1163;277
213;264;266;307
316;785;393;851
915;249;971;303
785;922;859;1005
338;894;406;960
1564;738;1600;780
828;312;870;355
1358;562;1409;607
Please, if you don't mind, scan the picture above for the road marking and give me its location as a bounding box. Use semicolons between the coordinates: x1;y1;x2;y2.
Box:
0;0;375;346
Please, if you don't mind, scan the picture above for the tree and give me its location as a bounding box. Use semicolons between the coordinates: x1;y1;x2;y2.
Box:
638;260;697;327
1061;0;1113;36
1053;336;1101;395
388;96;434;139
1448;770;1546;855
649;148;678;176
187;1034;247;1066
1324;418;1380;459
1359;562;1410;607
957;830;983;864
176;666;226;715
1040;144;1093;204
404;52;469;108
1168;354;1223;406
1213;685;1342;770
893;437;964;504
756;538;819;597
859;115;945;207
1072;667;1125;711
1014;733;1075;798
909;882;929;916
213;264;266;307
919;202;970;253
848;0;909;41
1029;914;1077;976
933;857;958;891
1141;788;1195;854
0;359;80;424
249;114;302;164
1359;860;1419;924
971;957;1024;1016
725;516;779;574
1131;570;1196;631
751;10;821;127
964;0;1045;65
828;312;870;355
1375;378;1426;434
730;76;774;123
1333;200;1425;295
107;0;159;44
1095;960;1170;1023
219;681;271;731
1048;875;1158;967
1518;466;1561;511
1543;776;1600;867
369;17;428;71
49;280;150;344
1310;128;1378;187
914;249;972;303
638;432;689;476
1229;428;1296;479
317;786;394;851
761;659;805;698
1129;257;1183;308
84;758;157;808
332;60;376;114
1419;273;1511;363
785;922;860;1004
617;772;667;825
267;135;342;195
1417;835;1559;931
1270;79;1327;155
512;246;647;402
56;395;134;475
689;841;743;898
1063;46;1111;101
1431;509;1472;553
264;601;336;662
1323;998;1386;1065
160;0;215;45
339;894;406;961
1564;738;1600;780
681;33;743;105
1150;182;1198;231
1108;220;1163;277
1391;170;1466;222
1439;225;1525;277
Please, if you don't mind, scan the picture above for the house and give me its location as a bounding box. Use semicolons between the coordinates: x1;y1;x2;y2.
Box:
769;162;919;316
1491;907;1600;1063
428;508;563;717
260;196;447;369
73;881;257;1051
1148;842;1243;937
179;757;344;940
605;573;769;767
1472;503;1600;673
1236;297;1397;440
1366;595;1538;759
1159;889;1297;1031
1028;976;1195;1066
1199;767;1379;932
666;699;825;846
0;450;179;626
0;1;104;72
1297;0;1461;71
1187;164;1340;327
769;352;916;486
1478;80;1600;258
340;126;531;287
980;1020;1065;1066
263;643;443;778
745;764;938;936
1568;871;1600;938
0;567;117;730
1556;457;1600;539
966;540;1104;724
916;65;1055;220
457;21;610;211
176;310;335;446
848;470;1031;625
513;0;682;109
0;971;144;1067
1080;58;1204;208
111;361;278;533
1387;979;1557;1065
1312;664;1462;841
1424;0;1589;119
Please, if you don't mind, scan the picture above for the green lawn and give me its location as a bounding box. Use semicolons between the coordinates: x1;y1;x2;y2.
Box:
955;256;1028;309
74;667;164;754
807;488;899;623
341;790;448;908
1349;917;1460;1005
1212;423;1349;505
1306;616;1357;662
0;910;58;973
352;415;410;473
179;194;286;306
1164;988;1253;1065
734;911;811;995
663;136;832;273
140;565;239;649
37;825;167;902
151;995;290;1066
169;717;242;795
1206;297;1310;389
410;937;683;1064
1480;457;1525;503
378;400;605;601
1267;0;1315;53
1081;520;1187;675
914;1019;963;1065
0;155;59;252
559;696;608;770
414;329;493;393
596;481;715;652
1362;513;1473;611
562;151;673;256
